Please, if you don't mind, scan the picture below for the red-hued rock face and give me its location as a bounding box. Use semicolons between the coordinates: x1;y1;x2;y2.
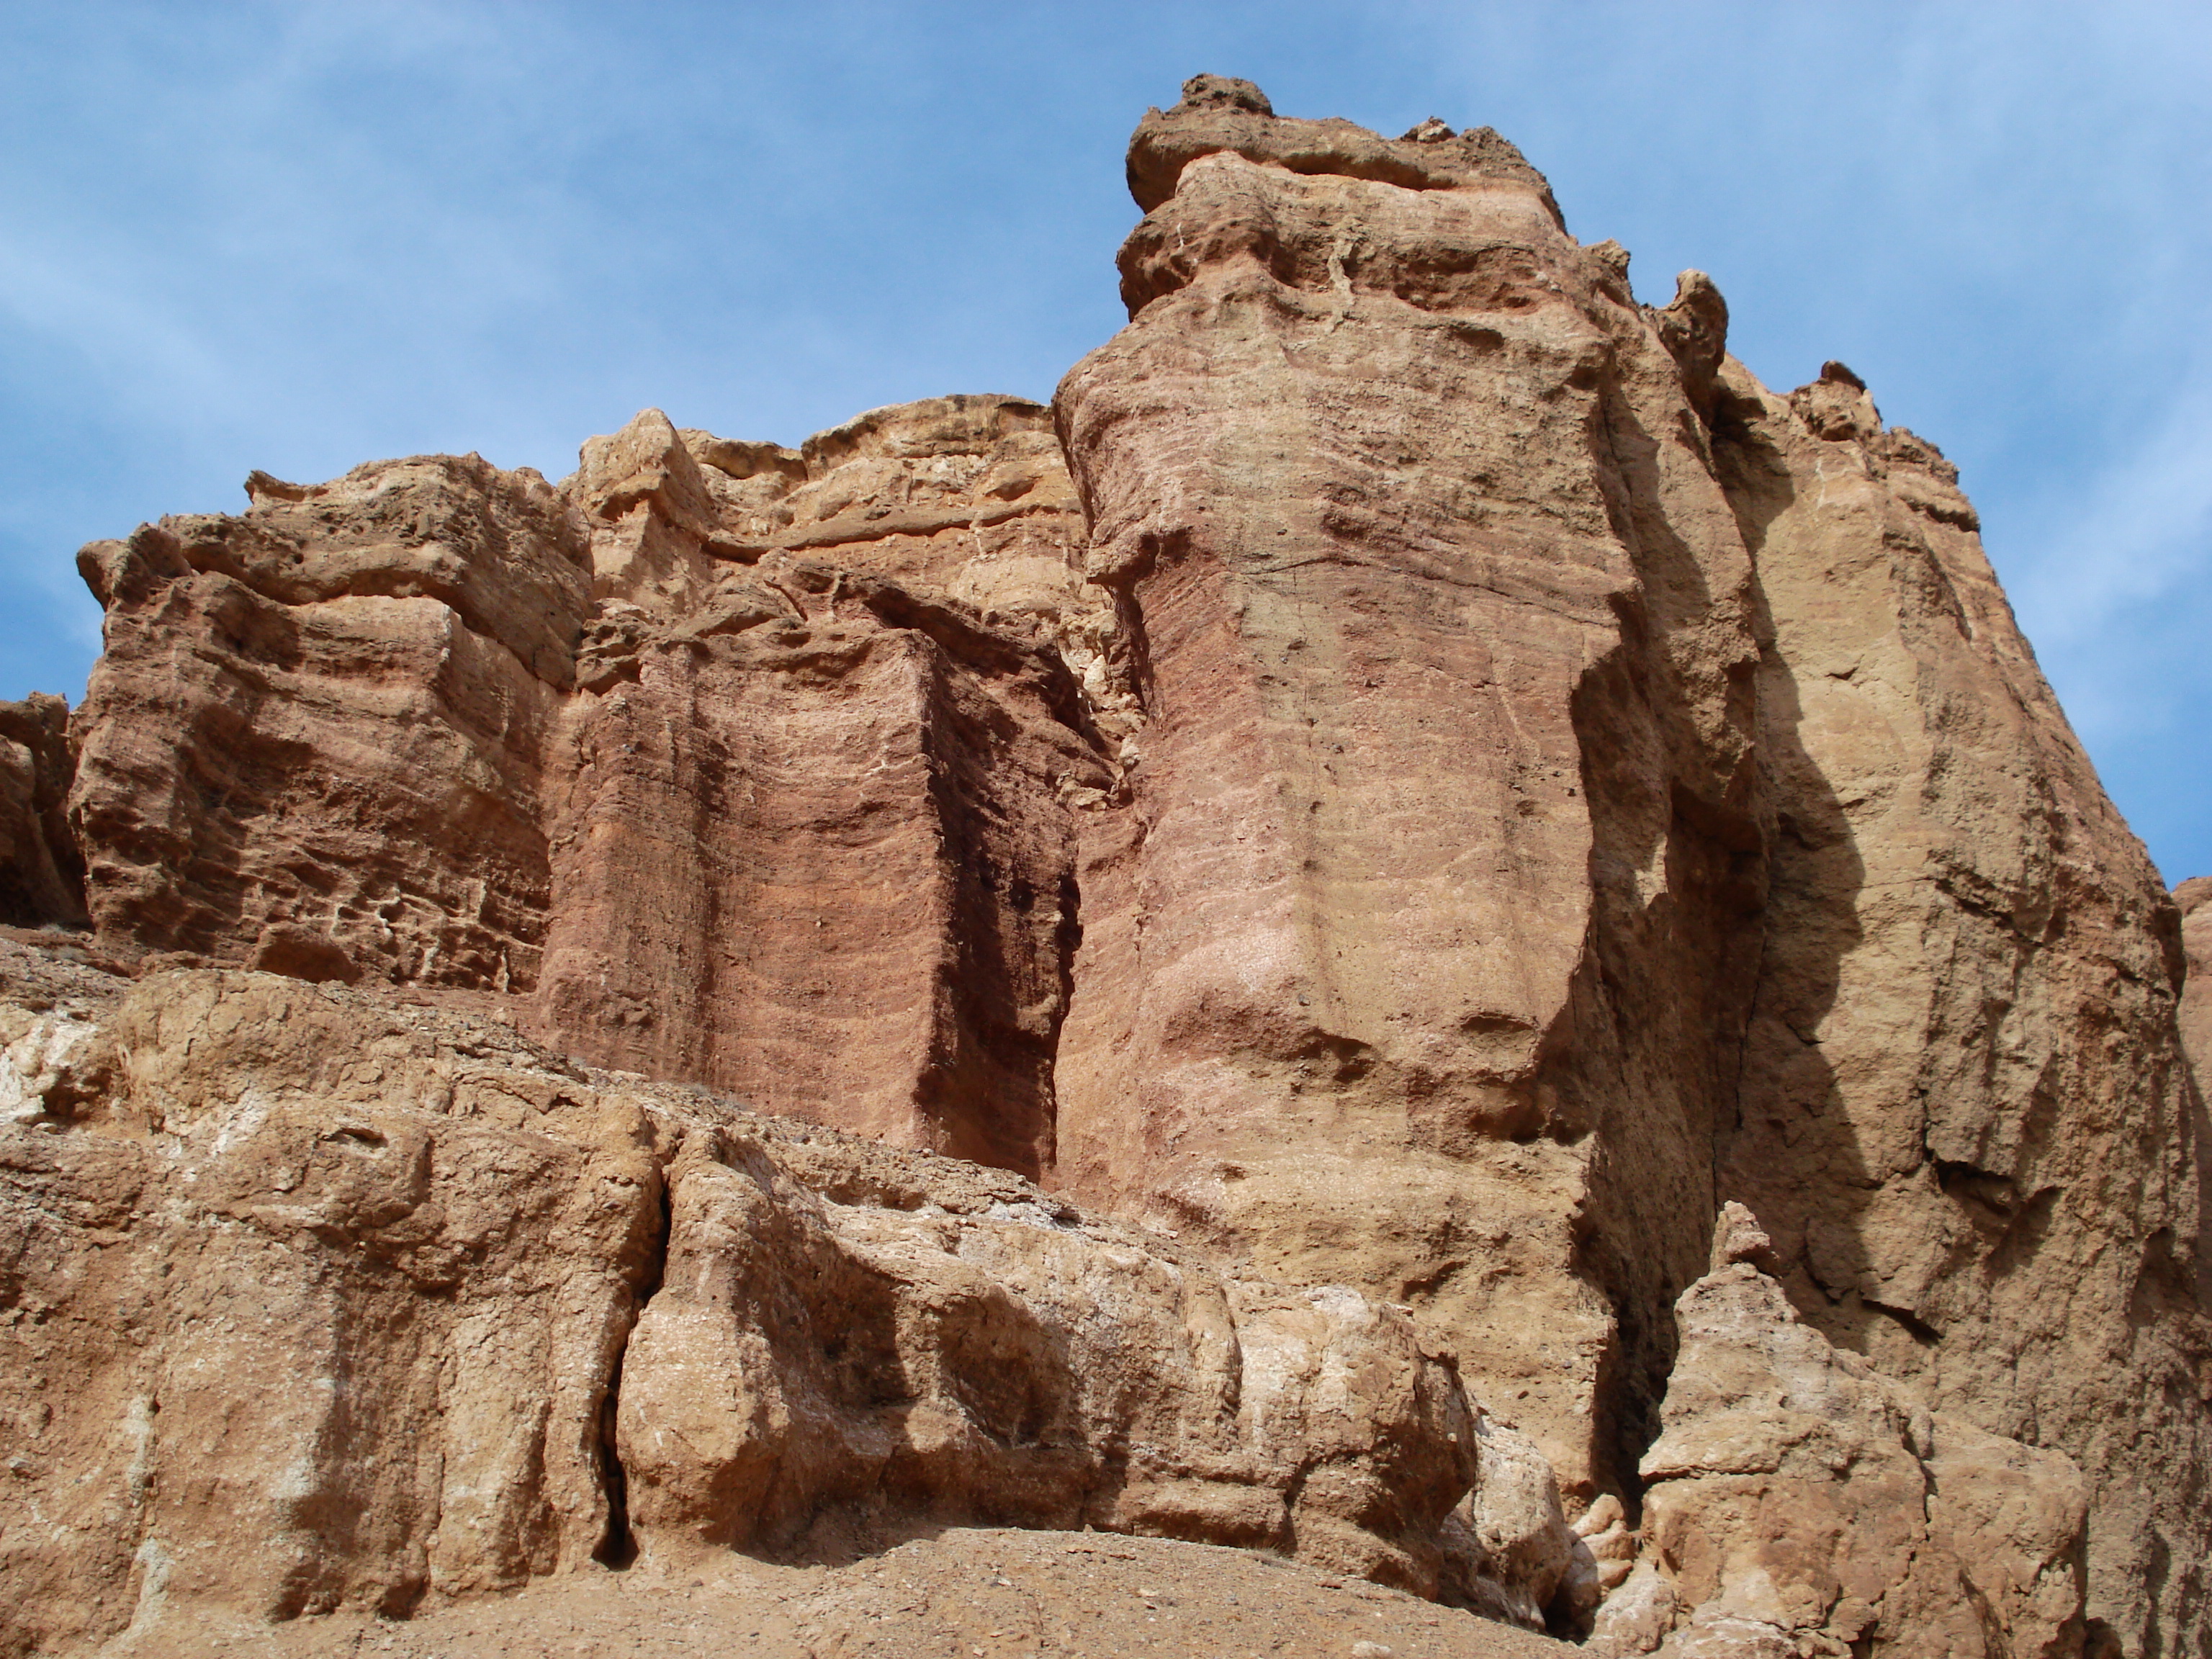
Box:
0;692;84;927
1053;80;1768;1506
1051;78;2208;1653
70;454;589;990
64;397;1118;1177
1705;364;2210;1658
21;74;2210;1659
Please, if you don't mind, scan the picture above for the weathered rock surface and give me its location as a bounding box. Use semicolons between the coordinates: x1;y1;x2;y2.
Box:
0;693;85;927
0;941;1568;1654
66;397;1118;1177
70;454;589;990
2177;876;2212;1099
1053;74;1770;1521
540;400;1114;1177
1598;1204;2090;1657
1709;361;2212;1652
1048;74;2207;1655
18;71;2211;1658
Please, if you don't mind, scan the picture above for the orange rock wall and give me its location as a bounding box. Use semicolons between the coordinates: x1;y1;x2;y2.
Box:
40;77;2212;1654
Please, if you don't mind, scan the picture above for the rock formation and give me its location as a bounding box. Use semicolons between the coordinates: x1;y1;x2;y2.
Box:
1051;76;2207;1653
1;71;2205;1658
1710;359;2212;1659
1053;76;1768;1520
66;396;1117;1178
1592;1203;2090;1657
0;943;1586;1655
0;693;84;928
2178;876;2212;1100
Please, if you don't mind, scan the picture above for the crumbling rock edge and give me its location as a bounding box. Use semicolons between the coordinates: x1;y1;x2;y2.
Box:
0;944;1595;1653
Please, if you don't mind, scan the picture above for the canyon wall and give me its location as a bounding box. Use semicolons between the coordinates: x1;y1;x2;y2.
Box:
63;397;1115;1179
1048;76;2206;1653
3;73;2205;1658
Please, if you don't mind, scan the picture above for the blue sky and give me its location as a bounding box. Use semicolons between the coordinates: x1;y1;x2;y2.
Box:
4;3;2208;878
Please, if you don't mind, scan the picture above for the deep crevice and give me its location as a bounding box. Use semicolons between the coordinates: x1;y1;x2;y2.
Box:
593;1177;672;1569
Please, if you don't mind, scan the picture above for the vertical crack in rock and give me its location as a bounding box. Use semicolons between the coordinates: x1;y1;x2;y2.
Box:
593;1176;671;1570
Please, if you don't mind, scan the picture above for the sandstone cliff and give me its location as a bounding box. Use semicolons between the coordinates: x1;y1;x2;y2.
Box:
3;72;2205;1659
1053;76;1768;1521
67;397;1116;1178
1047;77;2206;1655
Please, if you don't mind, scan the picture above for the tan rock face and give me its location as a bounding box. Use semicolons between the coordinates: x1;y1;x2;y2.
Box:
28;71;2212;1658
0;947;1555;1653
66;398;1117;1177
1053;76;1769;1508
1616;1205;2089;1658
0;957;655;1654
69;454;589;990
1709;361;2212;1652
0;693;84;927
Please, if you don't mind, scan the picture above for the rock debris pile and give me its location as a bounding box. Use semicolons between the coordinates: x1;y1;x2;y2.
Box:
1;73;2206;1659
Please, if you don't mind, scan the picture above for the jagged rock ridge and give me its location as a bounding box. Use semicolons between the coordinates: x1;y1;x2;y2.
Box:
0;72;2205;1659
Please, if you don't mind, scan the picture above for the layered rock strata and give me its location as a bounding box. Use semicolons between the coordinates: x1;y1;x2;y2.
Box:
1053;75;1766;1511
66;397;1114;1176
0;943;1592;1655
1051;76;2208;1653
1709;362;2212;1653
14;71;2208;1658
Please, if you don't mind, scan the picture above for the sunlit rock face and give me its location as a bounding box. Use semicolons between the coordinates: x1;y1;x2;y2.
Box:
64;399;1117;1178
1052;73;2208;1654
22;71;2209;1659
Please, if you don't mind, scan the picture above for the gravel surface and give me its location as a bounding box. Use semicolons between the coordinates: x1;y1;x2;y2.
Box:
128;1528;1573;1658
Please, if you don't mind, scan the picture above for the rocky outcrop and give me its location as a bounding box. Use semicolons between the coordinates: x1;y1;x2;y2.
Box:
69;454;589;989
1053;74;1768;1518
0;693;85;927
66;397;1116;1177
1048;74;2206;1652
0;942;1574;1655
1593;1204;2089;1657
1709;361;2212;1653
539;400;1113;1176
17;70;2211;1658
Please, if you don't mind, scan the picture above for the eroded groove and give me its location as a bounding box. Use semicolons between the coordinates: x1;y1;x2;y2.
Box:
593;1177;673;1570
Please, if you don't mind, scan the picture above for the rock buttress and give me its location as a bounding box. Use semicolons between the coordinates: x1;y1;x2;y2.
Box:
1710;361;2212;1655
1051;78;1769;1503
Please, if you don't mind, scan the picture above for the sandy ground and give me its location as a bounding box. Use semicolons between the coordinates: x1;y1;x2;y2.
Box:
121;1529;1574;1658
